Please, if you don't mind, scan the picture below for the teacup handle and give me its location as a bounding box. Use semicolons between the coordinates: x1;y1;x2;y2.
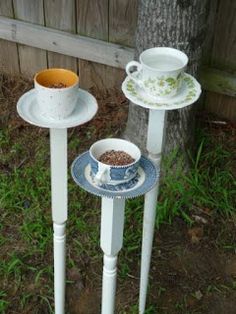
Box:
126;61;144;88
94;167;108;186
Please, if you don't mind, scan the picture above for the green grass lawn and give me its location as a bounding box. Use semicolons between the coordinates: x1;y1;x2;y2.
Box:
0;76;235;313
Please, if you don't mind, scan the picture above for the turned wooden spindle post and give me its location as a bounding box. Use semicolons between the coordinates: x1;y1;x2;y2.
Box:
139;110;166;313
100;197;125;314
50;128;68;314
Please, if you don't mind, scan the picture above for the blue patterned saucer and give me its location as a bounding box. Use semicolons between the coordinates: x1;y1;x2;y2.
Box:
71;151;159;199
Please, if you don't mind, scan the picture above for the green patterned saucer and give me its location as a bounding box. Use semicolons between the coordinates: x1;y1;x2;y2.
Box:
121;72;201;110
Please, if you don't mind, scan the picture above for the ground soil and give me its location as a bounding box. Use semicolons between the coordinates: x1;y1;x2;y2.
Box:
0;74;236;313
66;215;236;314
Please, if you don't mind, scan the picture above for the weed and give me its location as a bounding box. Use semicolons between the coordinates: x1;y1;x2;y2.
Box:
0;291;9;313
156;130;235;226
120;304;156;314
174;295;188;311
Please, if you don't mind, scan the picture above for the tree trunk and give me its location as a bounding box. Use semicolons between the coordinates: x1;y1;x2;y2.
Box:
125;0;212;158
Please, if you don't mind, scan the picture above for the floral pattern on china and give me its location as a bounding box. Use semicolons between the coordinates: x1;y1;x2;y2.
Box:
143;74;182;97
122;72;201;110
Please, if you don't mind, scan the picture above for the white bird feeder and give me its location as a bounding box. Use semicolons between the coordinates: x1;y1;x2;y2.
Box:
17;68;98;314
122;69;201;313
71;150;159;314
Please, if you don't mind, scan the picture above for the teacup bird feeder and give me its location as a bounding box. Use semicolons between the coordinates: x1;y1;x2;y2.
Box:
17;68;98;314
71;139;159;314
123;47;202;313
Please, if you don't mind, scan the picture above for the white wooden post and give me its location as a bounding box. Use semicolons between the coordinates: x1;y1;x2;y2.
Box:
139;110;166;313
100;197;126;314
53;222;66;314
50;128;67;314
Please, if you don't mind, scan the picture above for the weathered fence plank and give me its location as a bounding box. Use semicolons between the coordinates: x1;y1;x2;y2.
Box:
0;17;134;68
0;0;19;74
77;0;108;39
211;0;236;71
44;0;77;72
77;0;112;89
106;0;138;90
109;0;138;47
76;0;130;90
205;0;236;121
200;67;236;97
79;60;124;90
201;0;218;65
13;0;47;77
206;92;236;122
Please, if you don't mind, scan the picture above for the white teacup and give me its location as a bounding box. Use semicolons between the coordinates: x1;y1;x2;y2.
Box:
34;68;79;120
126;47;188;99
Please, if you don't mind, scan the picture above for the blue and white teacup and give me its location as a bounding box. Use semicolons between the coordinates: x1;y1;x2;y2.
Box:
89;138;141;186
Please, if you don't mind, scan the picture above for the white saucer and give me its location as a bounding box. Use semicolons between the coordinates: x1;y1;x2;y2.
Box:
17;88;98;128
121;72;201;110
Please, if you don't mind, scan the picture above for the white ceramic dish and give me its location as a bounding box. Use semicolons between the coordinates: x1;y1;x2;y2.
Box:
17;88;98;129
121;72;201;110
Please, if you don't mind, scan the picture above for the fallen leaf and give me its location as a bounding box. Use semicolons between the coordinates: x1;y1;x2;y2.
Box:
188;227;204;244
192;214;208;224
202;207;212;214
194;290;203;300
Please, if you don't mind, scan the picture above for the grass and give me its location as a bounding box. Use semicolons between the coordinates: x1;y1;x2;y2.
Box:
156;128;235;226
0;291;9;314
0;90;235;313
120;304;156;314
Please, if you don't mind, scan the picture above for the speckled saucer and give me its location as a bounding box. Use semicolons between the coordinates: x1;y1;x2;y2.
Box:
17;88;98;129
71;151;159;199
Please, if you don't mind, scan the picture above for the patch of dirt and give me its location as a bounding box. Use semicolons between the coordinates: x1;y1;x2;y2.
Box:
64;214;236;314
225;256;236;278
204;292;236;314
147;216;236;313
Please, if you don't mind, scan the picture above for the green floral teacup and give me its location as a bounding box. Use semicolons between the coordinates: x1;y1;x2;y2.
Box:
126;47;188;99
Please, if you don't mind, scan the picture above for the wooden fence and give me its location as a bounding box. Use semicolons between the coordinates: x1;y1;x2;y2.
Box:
0;0;235;121
0;0;137;90
202;0;236;122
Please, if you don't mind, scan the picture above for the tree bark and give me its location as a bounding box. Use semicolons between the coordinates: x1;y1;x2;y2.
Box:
125;0;212;158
